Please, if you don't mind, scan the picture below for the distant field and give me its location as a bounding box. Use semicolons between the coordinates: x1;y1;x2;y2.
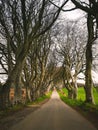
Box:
62;87;98;105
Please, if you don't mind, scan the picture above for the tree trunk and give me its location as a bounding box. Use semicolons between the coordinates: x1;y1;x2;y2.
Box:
73;87;78;99
68;90;73;99
0;83;10;109
0;50;27;109
71;75;78;99
85;14;95;104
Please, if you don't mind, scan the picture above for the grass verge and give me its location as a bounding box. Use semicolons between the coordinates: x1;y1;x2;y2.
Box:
27;91;52;105
0;91;52;118
58;88;98;129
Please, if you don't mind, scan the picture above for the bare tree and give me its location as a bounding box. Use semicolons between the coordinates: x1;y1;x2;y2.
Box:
71;0;98;32
22;30;54;101
69;0;97;104
51;0;97;103
55;20;86;99
84;13;95;104
0;0;68;109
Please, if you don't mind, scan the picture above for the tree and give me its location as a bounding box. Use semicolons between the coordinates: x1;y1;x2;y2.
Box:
47;0;98;103
70;0;97;104
0;0;68;109
71;0;98;31
55;20;86;99
85;13;95;104
21;30;54;101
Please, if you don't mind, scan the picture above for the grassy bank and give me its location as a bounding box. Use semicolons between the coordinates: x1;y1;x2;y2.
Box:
60;87;98;105
58;88;98;129
59;89;98;112
27;91;52;105
0;91;52;117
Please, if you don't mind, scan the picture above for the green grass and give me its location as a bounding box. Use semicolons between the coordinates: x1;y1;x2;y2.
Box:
58;89;83;107
77;87;98;105
93;87;98;105
61;87;98;105
77;87;85;101
27;91;52;105
58;87;98;114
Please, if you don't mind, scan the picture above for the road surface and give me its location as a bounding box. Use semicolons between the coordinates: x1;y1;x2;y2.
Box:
10;91;97;130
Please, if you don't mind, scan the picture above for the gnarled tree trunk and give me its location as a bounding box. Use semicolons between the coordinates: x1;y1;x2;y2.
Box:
85;13;95;104
0;45;28;109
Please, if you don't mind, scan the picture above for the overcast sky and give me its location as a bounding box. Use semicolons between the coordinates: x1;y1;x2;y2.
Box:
58;0;86;20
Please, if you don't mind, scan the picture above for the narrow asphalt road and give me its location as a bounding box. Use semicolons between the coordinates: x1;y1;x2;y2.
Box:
10;91;97;130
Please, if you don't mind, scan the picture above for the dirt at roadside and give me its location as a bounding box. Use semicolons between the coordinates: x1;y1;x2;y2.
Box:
87;111;98;130
72;106;98;130
0;105;40;130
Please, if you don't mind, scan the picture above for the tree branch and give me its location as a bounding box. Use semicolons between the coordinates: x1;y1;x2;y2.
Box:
49;0;76;12
71;0;95;15
35;0;69;38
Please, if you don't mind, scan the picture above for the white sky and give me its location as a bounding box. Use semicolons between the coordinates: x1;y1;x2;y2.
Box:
61;6;86;21
72;71;98;84
58;0;86;21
